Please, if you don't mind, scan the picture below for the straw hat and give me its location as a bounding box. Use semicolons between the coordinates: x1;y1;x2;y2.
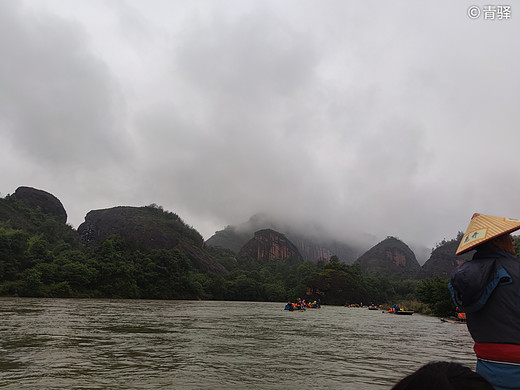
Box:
456;213;520;255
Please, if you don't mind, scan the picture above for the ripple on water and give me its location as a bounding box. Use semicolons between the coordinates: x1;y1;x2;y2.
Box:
0;299;476;389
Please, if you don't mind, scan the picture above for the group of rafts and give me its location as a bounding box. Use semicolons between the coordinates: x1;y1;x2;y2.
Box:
284;299;321;311
369;304;468;320
361;303;415;315
349;304;468;320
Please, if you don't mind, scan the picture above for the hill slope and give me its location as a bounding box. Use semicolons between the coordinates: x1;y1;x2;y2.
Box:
78;205;226;273
418;235;472;279
356;236;420;277
238;229;304;261
207;213;365;263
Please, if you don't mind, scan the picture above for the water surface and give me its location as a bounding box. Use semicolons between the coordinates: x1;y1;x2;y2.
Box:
0;298;475;389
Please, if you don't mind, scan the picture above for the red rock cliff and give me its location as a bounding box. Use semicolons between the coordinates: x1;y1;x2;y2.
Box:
238;229;303;261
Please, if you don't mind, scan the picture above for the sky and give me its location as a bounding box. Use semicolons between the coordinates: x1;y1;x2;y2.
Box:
1;0;519;256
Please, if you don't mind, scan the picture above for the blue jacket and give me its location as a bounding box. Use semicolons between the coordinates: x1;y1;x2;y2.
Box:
449;249;520;344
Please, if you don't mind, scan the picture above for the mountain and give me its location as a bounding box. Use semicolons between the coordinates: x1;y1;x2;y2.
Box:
206;213;366;263
0;194;34;231
0;186;79;249
2;187;468;280
0;186;68;231
0;184;479;307
77;205;227;273
238;229;303;261
355;236;421;277
78;206;195;249
14;186;68;224
205;225;251;253
417;235;472;279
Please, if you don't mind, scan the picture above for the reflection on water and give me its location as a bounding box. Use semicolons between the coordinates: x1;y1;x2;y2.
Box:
0;298;475;389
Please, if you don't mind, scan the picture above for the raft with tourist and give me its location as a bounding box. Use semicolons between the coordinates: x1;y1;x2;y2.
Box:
284;299;321;311
388;304;414;315
440;308;466;323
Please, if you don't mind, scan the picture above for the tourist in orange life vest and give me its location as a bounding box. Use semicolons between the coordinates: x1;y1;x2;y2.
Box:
450;213;520;390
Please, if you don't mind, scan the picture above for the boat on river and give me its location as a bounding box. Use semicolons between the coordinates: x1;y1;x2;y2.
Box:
440;311;466;323
440;317;465;323
393;310;414;315
284;300;321;311
388;305;413;315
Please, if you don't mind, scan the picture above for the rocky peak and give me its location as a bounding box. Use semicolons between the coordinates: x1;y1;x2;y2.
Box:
238;229;303;261
77;206;184;249
14;186;67;224
356;236;420;277
77;206;227;273
206;214;363;263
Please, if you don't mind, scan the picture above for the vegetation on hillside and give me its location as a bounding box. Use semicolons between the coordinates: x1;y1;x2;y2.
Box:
0;193;477;318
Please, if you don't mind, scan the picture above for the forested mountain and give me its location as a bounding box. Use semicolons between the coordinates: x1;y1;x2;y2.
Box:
0;185;476;314
0;186;71;232
78;205;226;273
206;213;366;263
238;229;304;262
0;187;226;299
355;237;421;277
13;186;68;224
417;234;468;279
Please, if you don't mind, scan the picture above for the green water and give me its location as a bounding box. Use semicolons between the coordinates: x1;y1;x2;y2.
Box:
0;298;475;389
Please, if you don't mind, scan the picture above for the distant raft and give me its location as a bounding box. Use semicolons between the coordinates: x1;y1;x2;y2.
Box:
388;306;414;315
393;310;414;315
284;300;321;311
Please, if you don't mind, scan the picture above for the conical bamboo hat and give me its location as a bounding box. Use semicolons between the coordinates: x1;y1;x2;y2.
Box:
456;213;520;255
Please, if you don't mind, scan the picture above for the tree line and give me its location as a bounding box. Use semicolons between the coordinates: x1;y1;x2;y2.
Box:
0;196;457;317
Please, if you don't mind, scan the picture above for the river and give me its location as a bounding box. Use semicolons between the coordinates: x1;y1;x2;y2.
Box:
0;298;475;389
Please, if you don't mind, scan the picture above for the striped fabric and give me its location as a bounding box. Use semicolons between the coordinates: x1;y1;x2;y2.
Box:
456;213;520;255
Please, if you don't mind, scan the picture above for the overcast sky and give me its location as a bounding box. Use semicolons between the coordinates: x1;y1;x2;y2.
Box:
1;0;518;253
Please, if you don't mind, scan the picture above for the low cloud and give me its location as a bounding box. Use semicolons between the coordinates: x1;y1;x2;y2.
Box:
1;1;518;256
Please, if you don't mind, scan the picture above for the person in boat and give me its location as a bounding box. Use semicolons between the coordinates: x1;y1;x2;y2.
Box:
450;213;520;390
455;307;466;322
391;361;493;389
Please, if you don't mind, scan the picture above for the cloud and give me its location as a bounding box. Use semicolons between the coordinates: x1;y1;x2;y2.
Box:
0;1;130;169
1;0;519;256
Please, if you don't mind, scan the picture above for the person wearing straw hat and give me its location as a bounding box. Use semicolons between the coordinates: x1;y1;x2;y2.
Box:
450;213;520;390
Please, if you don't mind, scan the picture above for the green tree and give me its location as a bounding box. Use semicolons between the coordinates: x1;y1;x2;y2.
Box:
0;228;29;280
90;236;140;298
20;268;44;297
514;235;520;256
307;269;369;305
228;274;262;301
47;281;73;297
264;281;287;302
296;261;318;284
417;276;455;317
25;236;53;268
362;273;394;303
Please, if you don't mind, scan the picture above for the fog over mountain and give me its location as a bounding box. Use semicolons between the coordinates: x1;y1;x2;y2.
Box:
1;1;518;255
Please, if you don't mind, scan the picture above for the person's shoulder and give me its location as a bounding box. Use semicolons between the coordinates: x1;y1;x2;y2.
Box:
451;256;494;280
